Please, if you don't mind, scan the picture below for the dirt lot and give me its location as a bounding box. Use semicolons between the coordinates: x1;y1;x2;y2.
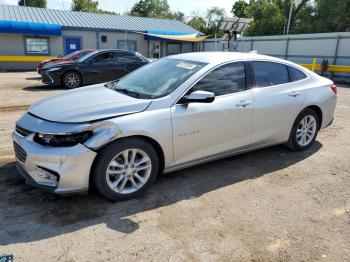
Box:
0;72;349;261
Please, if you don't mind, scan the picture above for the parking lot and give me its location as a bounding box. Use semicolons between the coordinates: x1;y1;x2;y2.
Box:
0;71;349;261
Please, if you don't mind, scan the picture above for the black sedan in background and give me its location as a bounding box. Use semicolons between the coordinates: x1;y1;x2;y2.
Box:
41;49;150;89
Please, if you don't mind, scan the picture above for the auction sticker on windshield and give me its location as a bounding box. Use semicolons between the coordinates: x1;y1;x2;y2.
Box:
176;63;197;70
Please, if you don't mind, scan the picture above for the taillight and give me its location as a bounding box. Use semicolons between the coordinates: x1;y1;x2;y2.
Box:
331;84;337;94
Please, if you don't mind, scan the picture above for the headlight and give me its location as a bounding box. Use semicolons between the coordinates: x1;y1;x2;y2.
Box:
34;131;93;147
47;67;62;72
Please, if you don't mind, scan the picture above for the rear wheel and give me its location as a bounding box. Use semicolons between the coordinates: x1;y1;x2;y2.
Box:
286;108;319;151
92;138;159;201
62;71;81;89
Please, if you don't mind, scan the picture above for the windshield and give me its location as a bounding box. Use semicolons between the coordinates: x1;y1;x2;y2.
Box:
113;58;207;99
64;50;80;59
77;50;100;62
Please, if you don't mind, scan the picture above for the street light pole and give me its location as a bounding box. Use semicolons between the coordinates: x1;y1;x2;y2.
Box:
286;0;294;35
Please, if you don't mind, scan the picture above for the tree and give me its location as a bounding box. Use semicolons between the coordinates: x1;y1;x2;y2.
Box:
232;0;319;36
130;0;170;18
18;0;46;8
204;7;226;36
72;0;98;12
244;0;285;36
168;11;186;23
314;0;350;32
188;13;207;33
232;0;249;18
71;0;115;14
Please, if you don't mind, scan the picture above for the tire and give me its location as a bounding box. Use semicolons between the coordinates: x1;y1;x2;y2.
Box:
285;108;320;151
92;138;159;201
62;71;81;89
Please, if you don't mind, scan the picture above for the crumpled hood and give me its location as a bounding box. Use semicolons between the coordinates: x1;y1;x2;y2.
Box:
29;84;152;123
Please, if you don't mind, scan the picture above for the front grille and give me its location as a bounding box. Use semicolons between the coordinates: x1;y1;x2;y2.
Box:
15;125;33;137
13;141;27;162
41;73;54;84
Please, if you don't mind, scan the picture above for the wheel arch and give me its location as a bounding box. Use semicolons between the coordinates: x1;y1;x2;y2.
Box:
303;105;323;129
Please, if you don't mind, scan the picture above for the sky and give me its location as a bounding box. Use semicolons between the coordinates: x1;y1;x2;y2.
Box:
1;0;235;17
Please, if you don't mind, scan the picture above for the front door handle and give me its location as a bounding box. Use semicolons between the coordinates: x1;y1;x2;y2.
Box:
289;91;301;97
236;100;252;107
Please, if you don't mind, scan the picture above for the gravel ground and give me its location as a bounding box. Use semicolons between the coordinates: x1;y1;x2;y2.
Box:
0;72;60;163
0;72;349;261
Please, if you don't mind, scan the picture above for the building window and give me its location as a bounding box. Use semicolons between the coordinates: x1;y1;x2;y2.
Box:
101;35;107;43
25;37;49;55
166;43;181;55
118;40;137;51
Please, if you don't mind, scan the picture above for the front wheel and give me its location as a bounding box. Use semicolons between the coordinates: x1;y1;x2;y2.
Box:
62;71;81;89
92;138;159;201
285;108;319;151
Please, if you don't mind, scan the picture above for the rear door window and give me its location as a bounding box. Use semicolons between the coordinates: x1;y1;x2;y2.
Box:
252;61;289;87
288;66;307;82
117;51;141;62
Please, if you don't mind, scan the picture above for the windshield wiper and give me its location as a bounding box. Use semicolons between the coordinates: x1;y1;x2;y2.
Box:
115;88;141;98
104;79;119;89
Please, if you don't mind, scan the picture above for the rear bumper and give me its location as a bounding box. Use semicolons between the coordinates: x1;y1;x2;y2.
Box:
320;95;337;130
12;130;97;194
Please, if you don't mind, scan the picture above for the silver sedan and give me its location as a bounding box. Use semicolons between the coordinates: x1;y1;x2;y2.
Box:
12;52;337;200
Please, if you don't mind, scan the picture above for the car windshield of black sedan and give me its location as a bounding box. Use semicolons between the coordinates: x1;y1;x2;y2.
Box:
113;58;207;99
77;50;100;62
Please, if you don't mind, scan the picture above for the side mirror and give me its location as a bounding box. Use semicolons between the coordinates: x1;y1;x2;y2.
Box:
179;90;215;104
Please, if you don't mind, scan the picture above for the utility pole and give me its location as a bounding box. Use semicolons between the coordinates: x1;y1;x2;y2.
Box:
286;0;293;35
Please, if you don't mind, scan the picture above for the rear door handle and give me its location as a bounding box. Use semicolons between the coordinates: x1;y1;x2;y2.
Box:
236;100;252;107
289;91;301;97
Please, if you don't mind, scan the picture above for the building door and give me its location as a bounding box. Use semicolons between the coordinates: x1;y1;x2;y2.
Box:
149;41;160;58
64;37;81;55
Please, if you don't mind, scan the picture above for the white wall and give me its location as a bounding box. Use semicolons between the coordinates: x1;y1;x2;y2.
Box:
98;31;148;56
202;32;350;66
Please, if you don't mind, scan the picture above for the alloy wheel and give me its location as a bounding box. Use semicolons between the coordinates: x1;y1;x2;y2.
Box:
64;72;80;88
106;149;152;194
296;115;317;147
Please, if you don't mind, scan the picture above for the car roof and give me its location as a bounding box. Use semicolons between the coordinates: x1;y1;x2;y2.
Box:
168;52;291;65
96;49;135;53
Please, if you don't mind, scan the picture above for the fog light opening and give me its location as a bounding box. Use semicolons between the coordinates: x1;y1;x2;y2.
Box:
36;166;60;182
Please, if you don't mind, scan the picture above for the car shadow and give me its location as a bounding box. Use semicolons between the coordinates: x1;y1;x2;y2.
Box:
25;77;42;81
22;85;65;92
0;142;322;245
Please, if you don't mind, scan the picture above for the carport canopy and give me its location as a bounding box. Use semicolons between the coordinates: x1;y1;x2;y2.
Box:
0;20;61;36
143;30;209;42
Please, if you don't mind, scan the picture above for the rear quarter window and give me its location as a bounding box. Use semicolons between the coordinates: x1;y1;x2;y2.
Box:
288;66;307;82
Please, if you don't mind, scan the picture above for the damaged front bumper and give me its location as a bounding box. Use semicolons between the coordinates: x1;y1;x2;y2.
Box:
12;130;97;194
